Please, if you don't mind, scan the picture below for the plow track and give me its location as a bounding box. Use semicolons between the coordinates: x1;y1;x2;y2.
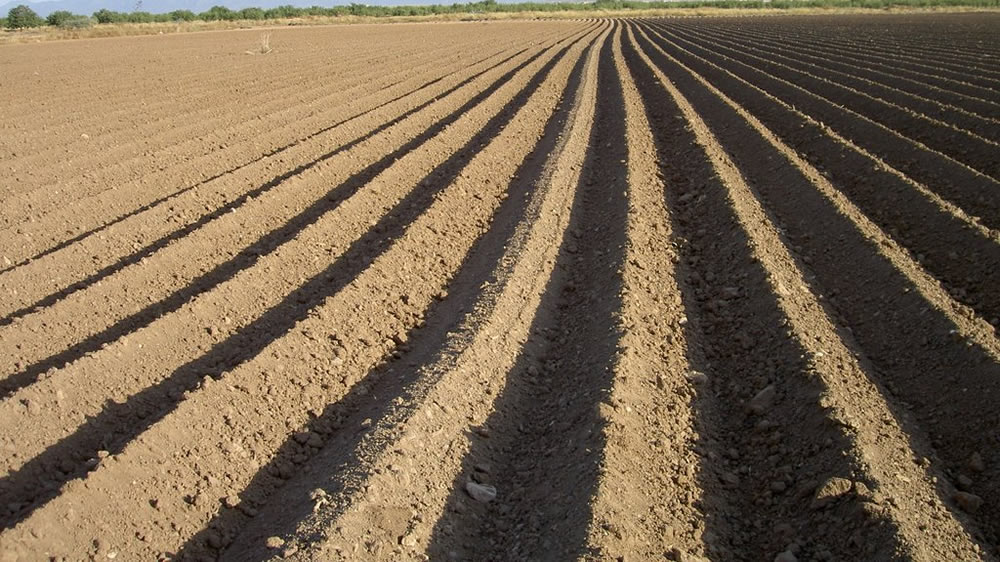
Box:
0;14;998;562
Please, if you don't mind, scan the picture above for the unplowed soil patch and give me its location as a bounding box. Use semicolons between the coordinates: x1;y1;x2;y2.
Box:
1;14;998;562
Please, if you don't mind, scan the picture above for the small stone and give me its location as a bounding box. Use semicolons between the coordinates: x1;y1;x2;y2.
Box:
223;494;240;508
239;504;259;517
956;474;973;490
811;477;853;509
967;452;985;473
399;533;417;547
720;471;739;486
687;371;708;385
774;551;797;562
954;491;983;513
770;481;787;493
748;385;776;415
465;481;496;503
24;400;41;416
205;532;224;549
473;463;491;474
81;133;90;140
265;536;285;549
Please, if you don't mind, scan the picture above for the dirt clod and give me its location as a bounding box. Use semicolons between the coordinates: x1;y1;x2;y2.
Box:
465;482;497;503
954;491;983;513
265;536;285;549
774;551;798;562
811;477;853;509
748;384;777;415
967;452;985;473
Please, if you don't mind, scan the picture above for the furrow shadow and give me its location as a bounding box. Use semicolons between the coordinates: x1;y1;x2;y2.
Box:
658;21;1000;182
636;18;1000;553
625;23;906;561
0;34;580;532
646;20;1000;232
0;45;513;280
425;29;624;561
0;41;559;398
639;21;1000;327
174;30;594;561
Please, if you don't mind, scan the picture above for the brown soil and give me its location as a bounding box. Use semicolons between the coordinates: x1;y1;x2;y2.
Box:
0;14;998;562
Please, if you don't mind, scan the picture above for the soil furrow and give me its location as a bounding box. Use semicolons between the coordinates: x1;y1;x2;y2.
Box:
0;25;558;205
0;29;567;325
0;35;403;198
2;15;998;561
419;24;620;562
0;32;580;401
655;21;1000;182
629;22;986;561
0;43;462;223
670;20;1000;121
0;25;509;174
218;25;605;562
643;22;1000;228
0;26;586;530
0;41;535;316
581;25;705;561
634;21;1000;554
720;18;1000;92
746;15;1000;67
668;22;1000;144
725;20;1000;102
0;23;604;561
639;21;1000;331
776;28;1000;78
0;50;457;273
0;36;542;264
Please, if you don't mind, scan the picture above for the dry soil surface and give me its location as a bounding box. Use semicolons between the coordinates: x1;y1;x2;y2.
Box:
0;14;999;562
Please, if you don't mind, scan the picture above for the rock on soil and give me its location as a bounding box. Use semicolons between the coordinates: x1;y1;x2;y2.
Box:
465;481;497;503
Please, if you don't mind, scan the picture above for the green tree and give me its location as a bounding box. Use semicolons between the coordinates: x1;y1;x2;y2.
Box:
199;5;235;20
46;10;74;25
168;9;197;21
93;8;126;23
237;6;265;19
6;5;43;28
126;10;154;22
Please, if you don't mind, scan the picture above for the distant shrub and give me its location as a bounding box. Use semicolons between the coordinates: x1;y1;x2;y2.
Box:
199;5;235;20
61;15;93;28
6;5;43;28
93;8;126;23
238;7;265;19
168;9;197;21
45;10;74;25
126;10;154;22
263;4;303;18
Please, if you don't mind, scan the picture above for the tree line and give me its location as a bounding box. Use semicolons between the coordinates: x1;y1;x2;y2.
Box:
5;0;999;30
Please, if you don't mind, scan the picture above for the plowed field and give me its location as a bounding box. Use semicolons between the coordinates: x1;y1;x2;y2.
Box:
1;13;999;562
